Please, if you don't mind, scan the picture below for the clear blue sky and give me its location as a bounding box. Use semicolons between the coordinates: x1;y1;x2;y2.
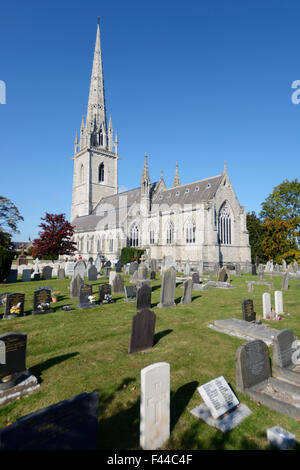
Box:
1;0;299;242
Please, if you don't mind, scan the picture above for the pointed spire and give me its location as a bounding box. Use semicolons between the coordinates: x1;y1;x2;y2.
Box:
141;153;150;186
173;163;180;187
223;161;227;173
86;21;107;136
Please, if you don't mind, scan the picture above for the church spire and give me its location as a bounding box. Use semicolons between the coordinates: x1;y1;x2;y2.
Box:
173;163;180;187
86;21;107;135
141;153;150;186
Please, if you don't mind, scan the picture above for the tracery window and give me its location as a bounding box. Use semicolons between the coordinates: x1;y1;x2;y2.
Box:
185;221;196;244
218;202;232;245
166;222;174;244
130;225;140;247
99;163;104;182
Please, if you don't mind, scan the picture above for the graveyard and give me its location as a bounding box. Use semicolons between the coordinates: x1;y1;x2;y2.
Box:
0;265;300;450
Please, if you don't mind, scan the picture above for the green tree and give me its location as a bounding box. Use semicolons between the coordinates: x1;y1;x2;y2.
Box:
0;196;24;234
246;211;266;263
261;218;300;263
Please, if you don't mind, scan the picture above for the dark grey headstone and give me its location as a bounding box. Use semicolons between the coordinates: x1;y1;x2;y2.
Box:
3;293;25;319
70;274;84;298
32;289;53;315
87;265;97;281
273;329;297;369
112;273;124;294
77;284;93;309
136;283;152;311
22;269;31;282
192;272;200;284
158;266;176;308
42;266;53;280
124;285;137;302
115;260;122;273
0;391;99;450
104;260;111;268
0;333;29;391
150;270;156;280
33;273;40;281
251;263;257;276
236;340;271;392
181;279;193;304
242;299;255;322
99;283;112;303
57;268;65;279
6;270;17;283
128;309;156;354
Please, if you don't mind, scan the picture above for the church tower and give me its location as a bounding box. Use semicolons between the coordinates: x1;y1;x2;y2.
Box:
71;21;119;222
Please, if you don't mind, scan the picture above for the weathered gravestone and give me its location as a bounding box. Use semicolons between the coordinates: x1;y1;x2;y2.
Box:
73;260;86;280
198;261;204;276
129;309;156;354
115;259;122;273
112;273;124;294
192;272;200;284
136;283;152;311
32;288;53;315
140;362;170;450
70;274;84;298
157;266;176;308
95;255;102;274
242;299;255;322
262;292;271;319
77;284;93;309
22;269;31;282
150;259;157;272
3;293;25;319
236;339;300;419
217;267;228;283
6;269;18;283
42;266;53;280
281;272;289;291
87;265;97;281
274;291;284;314
103;266;111;277
65;261;75;277
235;263;241;277
181;279;193;305
57;268;65;280
129;261;138;275
98;283;112;303
0;391;99;450
124;285;137;302
0;332;40;406
272;329;300;385
190;376;251;432
109;270;117;285
184;261;190;276
251;263;257;276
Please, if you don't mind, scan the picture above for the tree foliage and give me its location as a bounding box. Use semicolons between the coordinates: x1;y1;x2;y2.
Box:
0;231;15;282
246;211;267;263
120;247;144;265
30;213;76;261
0;196;24;233
261;217;300;263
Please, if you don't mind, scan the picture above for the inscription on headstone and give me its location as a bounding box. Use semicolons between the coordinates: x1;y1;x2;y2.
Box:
3;293;25;319
198;376;239;419
242;299;255;322
32;289;53;315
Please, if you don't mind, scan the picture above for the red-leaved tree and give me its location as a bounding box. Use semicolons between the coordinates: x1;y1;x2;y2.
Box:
31;213;76;261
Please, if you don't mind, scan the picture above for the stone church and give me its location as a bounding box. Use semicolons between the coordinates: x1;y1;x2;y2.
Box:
71;22;251;270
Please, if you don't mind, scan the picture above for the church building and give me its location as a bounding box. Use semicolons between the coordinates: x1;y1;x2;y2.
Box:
71;22;251;270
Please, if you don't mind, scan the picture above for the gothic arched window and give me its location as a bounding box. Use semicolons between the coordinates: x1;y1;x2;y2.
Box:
130;225;140;247
80;164;84;184
166;222;174;244
149;224;155;245
218;202;232;245
185;221;196;244
99;163;104;182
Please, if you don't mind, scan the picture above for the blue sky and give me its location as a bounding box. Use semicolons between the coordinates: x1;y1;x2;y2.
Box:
0;0;299;241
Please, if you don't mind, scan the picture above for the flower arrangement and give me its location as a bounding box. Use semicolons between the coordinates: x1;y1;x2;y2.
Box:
52;291;61;302
10;302;22;315
103;294;114;304
37;302;50;311
88;295;97;304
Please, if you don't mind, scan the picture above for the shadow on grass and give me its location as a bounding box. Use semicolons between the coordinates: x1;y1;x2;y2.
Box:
191;295;202;301
151;285;161;293
171;381;199;431
153;329;173;346
30;352;79;383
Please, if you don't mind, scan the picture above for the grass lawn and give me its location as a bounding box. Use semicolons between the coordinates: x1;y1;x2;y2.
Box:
0;272;299;450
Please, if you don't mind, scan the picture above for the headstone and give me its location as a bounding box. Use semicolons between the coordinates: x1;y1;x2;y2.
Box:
109;270;117;285
140;362;170;450
184;261;190;276
129;309;156;354
103;266;111;277
77;284;93;309
273;329;297;370
181;279;193;304
236;340;271;393
129;261;138;275
217;267;228;283
73;260;86;280
248;282;254;293
0;333;30;390
198;261;204;276
57;268;65;280
22;269;31;282
192;272;200;284
65;261;75;277
42;265;53;280
281;272;289;291
251;263;257;276
104;260;111;268
3;293;25;319
95;255;102;273
32;288;54;315
242;299;255;322
124;285;137;302
164;256;175;270
0;391;99;450
6;269;18;283
136;283;152;311
197;376;240;419
157;266;176;308
274;291;284;314
150;259;157;272
137;263;148;281
115;259;122;273
267;426;296;450
33;273;40;281
282;259;287;271
150;271;156;280
98;283;112;303
112;274;124;294
262;292;271;319
235;263;241;277
87;265;97;281
70;274;84;298
130;270;138;284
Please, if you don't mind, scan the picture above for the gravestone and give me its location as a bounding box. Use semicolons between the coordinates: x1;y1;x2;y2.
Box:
192;272;200;284
251;263;257;276
124;285;137;302
112;274;124;294
42;266;53;280
242;299;255;322
65;261;75;277
0;333;39;406
181;279;193;305
267;426;296;450
57;268;65;280
3;293;25;319
73;260;86;280
22;269;31;282
281;272;289;291
157;266;176;308
184;261;190;276
150;259;157;272
248;282;254;293
109;270;117;285
95;255;102;273
137;263;148;281
272;329;300;385
115;259;122;273
103;266;111;277
70;274;84;298
129;261;138;275
32;288;53;315
282;259;287;271
130;270;138;284
274;291;284;314
197;376;240;419
6;269;18;283
33;273;40;281
77;284;93;309
99;283;112;303
164;255;175;270
150;271;156;280
262;292;271;319
140;362;170;450
87;265;97;281
129;309;156;354
104;260;111;268
0;391;99;450
217;267;228;283
136;283;152;311
198;261;204;276
235;263;241;277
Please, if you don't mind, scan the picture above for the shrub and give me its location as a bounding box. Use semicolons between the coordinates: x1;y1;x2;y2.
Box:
0;245;14;282
120;247;145;265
